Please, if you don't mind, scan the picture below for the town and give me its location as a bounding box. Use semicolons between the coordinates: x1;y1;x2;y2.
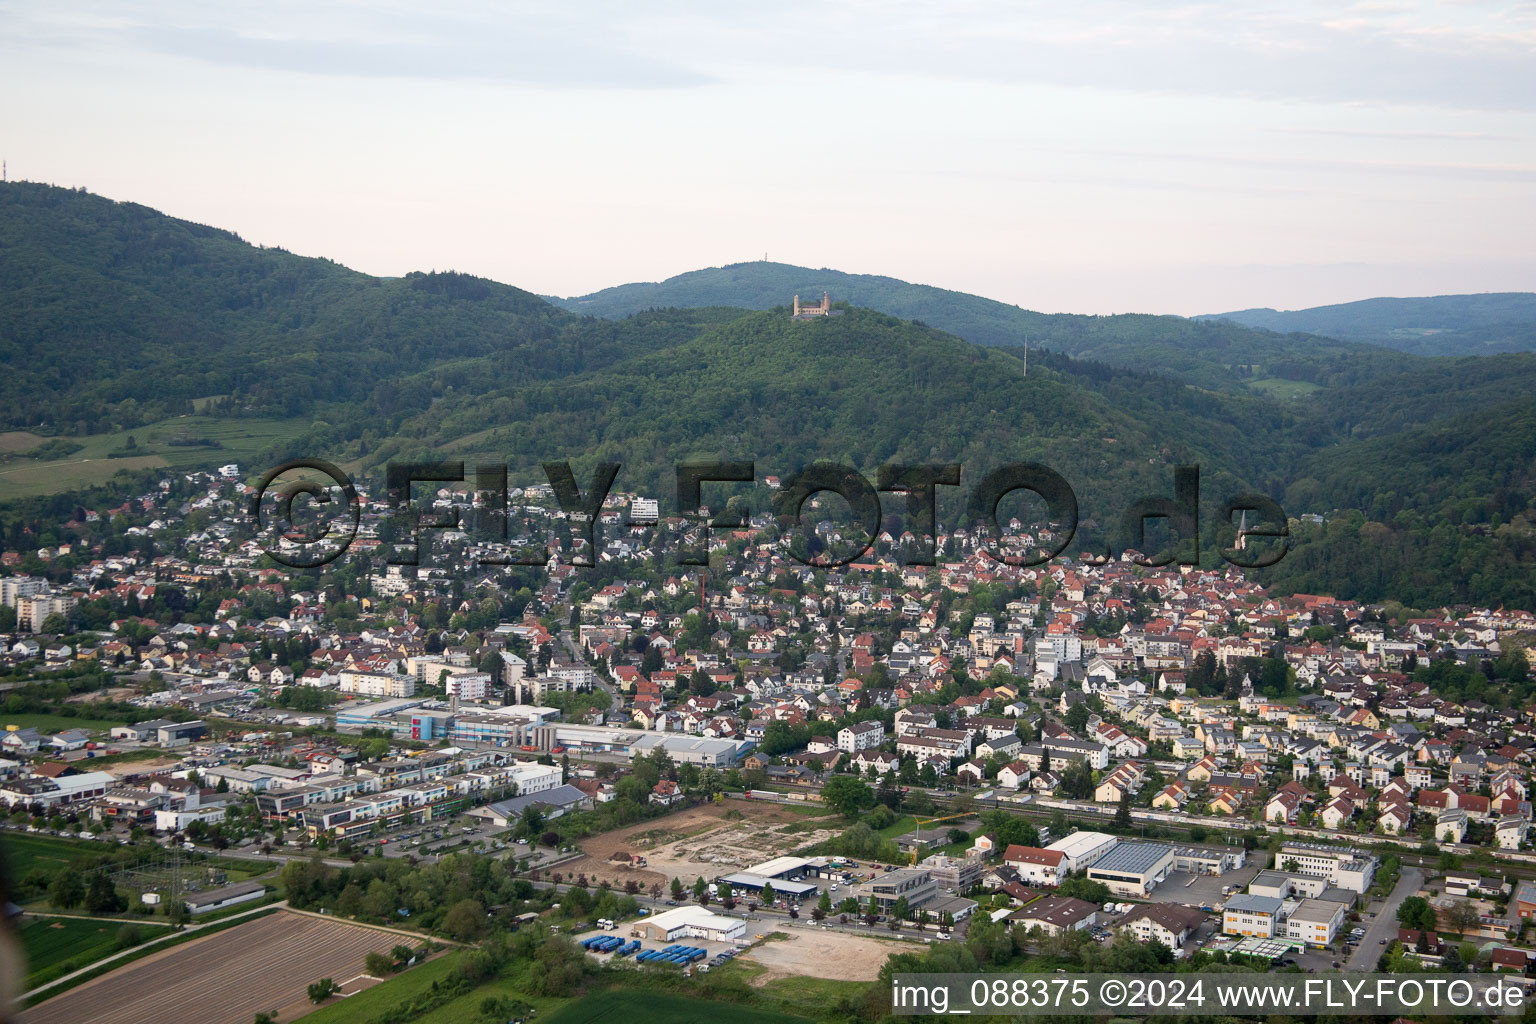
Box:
5;461;1536;1021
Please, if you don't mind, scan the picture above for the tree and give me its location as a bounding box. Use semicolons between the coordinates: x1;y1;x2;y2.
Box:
761;882;776;906
821;775;875;818
443;899;488;942
48;868;86;909
1114;792;1133;829
365;951;394;976
1397;895;1437;932
307;978;337;1003
671;877;685;900
1443;899;1480;937
85;872;127;914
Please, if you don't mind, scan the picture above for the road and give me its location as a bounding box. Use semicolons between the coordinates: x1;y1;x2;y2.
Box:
1348;866;1422;970
560;630;616;704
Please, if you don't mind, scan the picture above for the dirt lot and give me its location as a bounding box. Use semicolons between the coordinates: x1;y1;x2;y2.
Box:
740;927;913;983
19;910;414;1024
559;800;840;889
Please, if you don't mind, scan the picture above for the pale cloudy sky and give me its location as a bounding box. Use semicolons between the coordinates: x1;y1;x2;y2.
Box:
2;1;1534;313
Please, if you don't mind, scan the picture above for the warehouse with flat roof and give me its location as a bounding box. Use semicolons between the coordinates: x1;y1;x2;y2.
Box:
1044;831;1119;872
1085;841;1176;896
716;873;820;900
742;856;823;880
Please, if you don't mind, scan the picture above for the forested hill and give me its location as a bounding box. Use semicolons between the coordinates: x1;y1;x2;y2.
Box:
550;261;1394;392
4;183;1536;606
0;182;597;433
1201;293;1536;356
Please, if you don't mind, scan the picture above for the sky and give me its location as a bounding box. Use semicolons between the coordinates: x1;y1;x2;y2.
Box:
2;1;1534;314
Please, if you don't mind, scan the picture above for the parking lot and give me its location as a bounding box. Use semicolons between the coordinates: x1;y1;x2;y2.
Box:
571;924;744;973
1148;856;1267;910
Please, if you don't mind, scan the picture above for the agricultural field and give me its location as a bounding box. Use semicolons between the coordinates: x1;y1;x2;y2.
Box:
0;414;310;499
563;800;841;889
20;915;171;989
541;990;809;1024
18;910;408;1024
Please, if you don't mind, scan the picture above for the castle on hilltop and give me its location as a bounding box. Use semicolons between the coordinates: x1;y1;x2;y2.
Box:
792;292;841;319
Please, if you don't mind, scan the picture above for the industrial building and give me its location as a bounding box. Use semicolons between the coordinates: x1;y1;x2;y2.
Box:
1248;871;1328;901
185;881;268;915
1171;845;1246;876
1276;842;1377;892
741;856;823;880
1285;898;1347;947
1085;842;1177;896
1043;831;1119;872
628;733;749;766
716;873;820;900
1223;893;1286;938
640;905;747;943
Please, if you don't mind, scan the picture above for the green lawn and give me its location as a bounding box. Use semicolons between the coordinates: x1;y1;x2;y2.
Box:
293;951;468;1024
541;990;808;1024
1;712;125;734
0;414;311;499
1246;377;1322;400
413;978;569;1024
19;915;171;988
2;833;112;878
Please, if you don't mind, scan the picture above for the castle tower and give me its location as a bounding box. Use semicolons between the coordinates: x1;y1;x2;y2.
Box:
793;294;800;317
821;291;829;313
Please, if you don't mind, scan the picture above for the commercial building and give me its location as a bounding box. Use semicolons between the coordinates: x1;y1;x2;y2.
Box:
470;784;593;827
157;721;208;747
1044;831;1119;873
1285;898;1347;947
1223;893;1286;938
1171;845;1246;876
716;873;820;901
1276;842;1378;892
628;733;748;767
921;853;985;891
856;868;938;914
1248;871;1328;901
1085;842;1177;896
640;905;747;943
452;712;532;747
742;856;822;880
335;698;431;731
0;770;115;808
